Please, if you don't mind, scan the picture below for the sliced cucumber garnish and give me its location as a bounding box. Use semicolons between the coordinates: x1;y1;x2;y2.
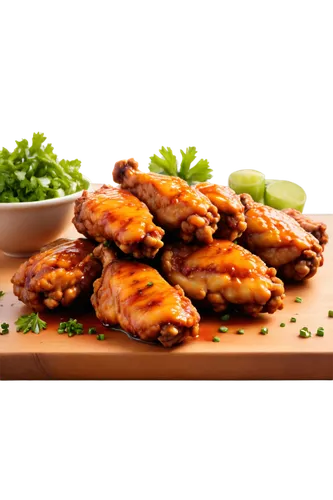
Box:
265;180;306;212
228;169;265;202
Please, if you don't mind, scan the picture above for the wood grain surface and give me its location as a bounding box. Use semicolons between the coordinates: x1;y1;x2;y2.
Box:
0;215;332;380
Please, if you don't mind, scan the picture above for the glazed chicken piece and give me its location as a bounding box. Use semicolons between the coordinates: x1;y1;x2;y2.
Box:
282;208;329;248
91;245;200;347
73;185;164;259
196;182;247;241
11;238;102;311
113;159;219;244
161;240;285;315
240;194;324;281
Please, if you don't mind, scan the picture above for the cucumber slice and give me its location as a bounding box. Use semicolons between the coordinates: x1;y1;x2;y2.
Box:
228;169;265;202
265;175;286;188
265;180;306;212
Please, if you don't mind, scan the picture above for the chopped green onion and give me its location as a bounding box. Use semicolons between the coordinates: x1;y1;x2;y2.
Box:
280;323;286;327
299;328;311;338
212;336;220;342
0;291;5;298
295;297;302;303
237;329;245;335
218;326;228;333
57;318;83;336
0;132;89;203
316;327;324;337
147;282;154;287
221;314;230;321
290;317;296;323
88;327;97;335
97;334;105;341
0;322;9;335
328;310;333;318
260;327;268;335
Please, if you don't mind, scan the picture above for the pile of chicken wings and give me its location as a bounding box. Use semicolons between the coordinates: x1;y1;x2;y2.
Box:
11;159;328;347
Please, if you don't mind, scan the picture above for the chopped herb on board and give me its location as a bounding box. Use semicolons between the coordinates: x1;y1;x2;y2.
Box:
0;322;9;335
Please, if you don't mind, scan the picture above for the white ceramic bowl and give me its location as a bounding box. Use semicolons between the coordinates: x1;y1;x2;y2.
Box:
0;191;84;258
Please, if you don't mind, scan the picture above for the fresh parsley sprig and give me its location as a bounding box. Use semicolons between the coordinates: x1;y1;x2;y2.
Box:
149;147;213;185
15;313;47;334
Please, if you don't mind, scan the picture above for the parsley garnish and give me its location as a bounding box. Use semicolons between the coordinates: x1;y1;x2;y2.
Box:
15;313;47;334
147;144;214;184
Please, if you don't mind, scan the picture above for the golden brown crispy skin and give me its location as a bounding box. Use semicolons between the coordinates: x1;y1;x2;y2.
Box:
196;182;247;241
282;208;329;248
113;159;219;244
91;245;200;347
240;194;324;281
73;185;164;259
11;238;101;311
161;240;285;315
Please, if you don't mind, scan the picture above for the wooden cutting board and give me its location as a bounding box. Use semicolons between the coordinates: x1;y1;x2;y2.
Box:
0;215;332;380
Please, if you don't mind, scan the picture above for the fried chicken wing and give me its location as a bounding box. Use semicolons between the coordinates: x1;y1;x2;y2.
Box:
91;245;200;347
11;238;101;311
196;182;247;240
161;240;285;315
282;208;329;248
73;185;164;259
113;159;219;244
240;194;324;281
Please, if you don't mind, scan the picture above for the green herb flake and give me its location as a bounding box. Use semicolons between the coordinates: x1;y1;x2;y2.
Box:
88;327;97;335
97;334;105;341
103;241;111;248
280;323;286;328
147;282;154;287
237;329;245;335
260;327;268;335
221;314;230;321
295;297;303;303
290;317;297;323
316;327;324;337
299;328;311;338
212;336;220;342
218;326;228;333
0;322;9;335
0;291;5;298
328;310;333;318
